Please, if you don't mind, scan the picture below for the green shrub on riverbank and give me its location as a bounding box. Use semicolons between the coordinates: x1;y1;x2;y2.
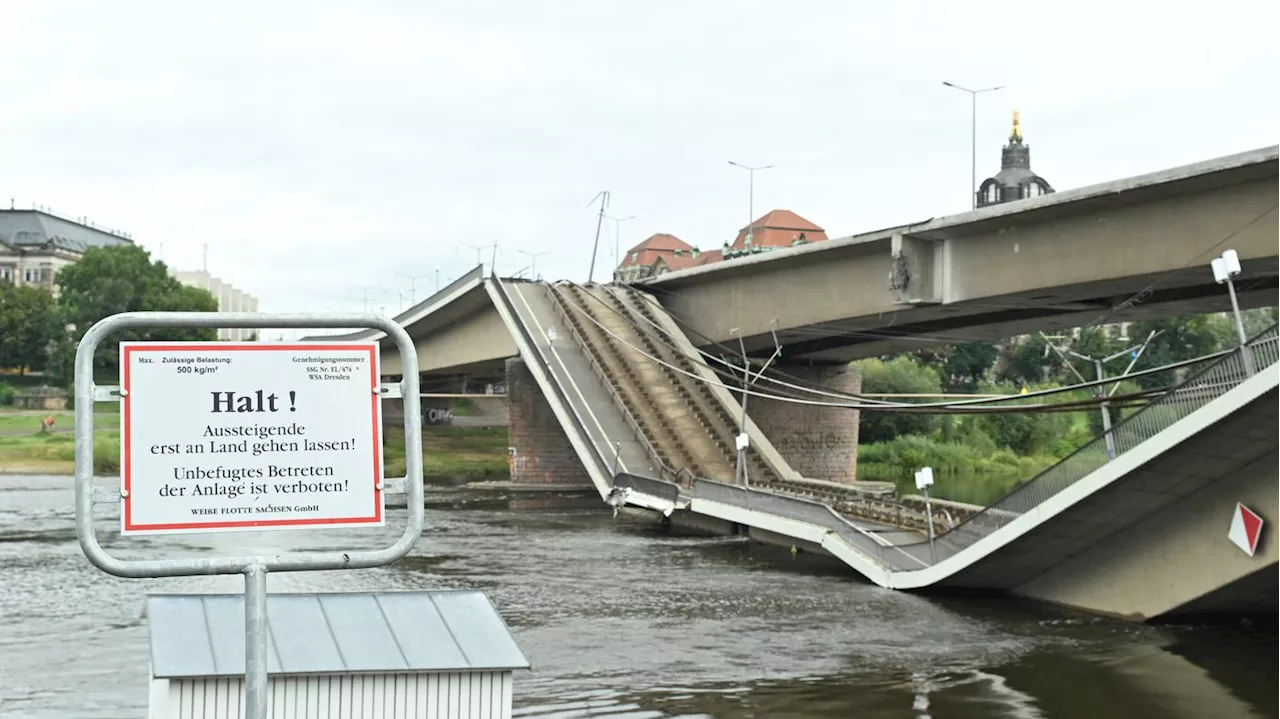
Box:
856;436;1051;504
382;426;510;479
857;416;1097;506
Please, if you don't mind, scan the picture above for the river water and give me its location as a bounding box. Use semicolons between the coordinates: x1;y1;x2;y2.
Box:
0;475;1275;719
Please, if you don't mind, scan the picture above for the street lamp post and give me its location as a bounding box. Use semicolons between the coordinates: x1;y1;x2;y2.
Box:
728;325;781;489
605;214;636;275
1212;249;1255;374
942;81;1004;209
349;285;381;313
395;272;433;304
460;241;498;276
728;161;775;245
915;467;937;564
518;250;549;280
1044;330;1161;461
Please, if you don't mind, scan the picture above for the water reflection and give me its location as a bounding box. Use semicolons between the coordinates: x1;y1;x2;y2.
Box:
0;475;1275;719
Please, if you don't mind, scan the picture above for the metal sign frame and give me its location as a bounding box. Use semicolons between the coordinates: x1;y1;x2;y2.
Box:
73;312;423;719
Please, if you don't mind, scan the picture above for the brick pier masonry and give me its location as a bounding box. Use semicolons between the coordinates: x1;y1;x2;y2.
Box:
505;355;862;487
505;358;592;486
745;363;861;483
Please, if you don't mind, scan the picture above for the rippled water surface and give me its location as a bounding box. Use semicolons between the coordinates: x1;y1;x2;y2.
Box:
0;475;1275;718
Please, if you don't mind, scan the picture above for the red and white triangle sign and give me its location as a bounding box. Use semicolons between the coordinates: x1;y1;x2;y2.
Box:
1227;502;1264;557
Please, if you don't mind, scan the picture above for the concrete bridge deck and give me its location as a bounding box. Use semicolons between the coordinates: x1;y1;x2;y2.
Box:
491;282;1278;619
643;145;1279;361
334;144;1277;382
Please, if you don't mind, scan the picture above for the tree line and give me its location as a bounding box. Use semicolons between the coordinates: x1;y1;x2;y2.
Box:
853;308;1277;499
0;245;219;384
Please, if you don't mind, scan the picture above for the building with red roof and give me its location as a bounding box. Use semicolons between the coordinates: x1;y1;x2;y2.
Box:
613;209;826;282
725;209;828;259
615;233;720;282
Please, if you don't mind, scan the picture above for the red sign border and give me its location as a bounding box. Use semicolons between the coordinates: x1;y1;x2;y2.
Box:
120;342;383;533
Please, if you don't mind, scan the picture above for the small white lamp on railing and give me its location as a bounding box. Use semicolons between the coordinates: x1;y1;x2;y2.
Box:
1211;249;1255;374
915;466;937;564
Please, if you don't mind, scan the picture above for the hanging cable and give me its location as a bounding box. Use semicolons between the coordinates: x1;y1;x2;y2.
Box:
548;282;1224;414
639;280;1240;403
561;280;1227;411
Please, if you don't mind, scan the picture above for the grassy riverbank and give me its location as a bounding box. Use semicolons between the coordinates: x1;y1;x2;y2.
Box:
0;411;120;474
382;426;510;478
0;410;511;478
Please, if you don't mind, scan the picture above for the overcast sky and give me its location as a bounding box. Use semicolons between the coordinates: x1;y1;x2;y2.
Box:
5;1;1277;321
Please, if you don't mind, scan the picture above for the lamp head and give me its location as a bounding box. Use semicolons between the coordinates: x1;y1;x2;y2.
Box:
1221;249;1242;276
914;466;935;490
1211;250;1241;284
1211;257;1228;284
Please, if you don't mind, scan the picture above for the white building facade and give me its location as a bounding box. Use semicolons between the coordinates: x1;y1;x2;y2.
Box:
171;270;260;341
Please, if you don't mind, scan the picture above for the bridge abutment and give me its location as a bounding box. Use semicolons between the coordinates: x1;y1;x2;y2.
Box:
746;363;861;483
505;357;593;486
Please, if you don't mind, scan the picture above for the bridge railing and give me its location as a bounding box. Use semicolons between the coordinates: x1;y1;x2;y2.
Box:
489;278;618;484
543;282;685;486
614;473;684;506
917;324;1280;555
690;479;921;568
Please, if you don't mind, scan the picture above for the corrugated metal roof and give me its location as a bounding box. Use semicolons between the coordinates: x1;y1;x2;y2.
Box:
146;590;530;679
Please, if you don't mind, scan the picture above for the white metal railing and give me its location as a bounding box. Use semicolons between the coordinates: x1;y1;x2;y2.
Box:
921;325;1279;555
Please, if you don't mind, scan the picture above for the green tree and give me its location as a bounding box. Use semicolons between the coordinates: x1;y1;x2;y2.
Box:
55;245;218;378
854;356;942;443
997;336;1064;386
967;380;1073;456
1240;307;1278;340
0;282;58;372
944;341;999;390
910;341;1000;390
1126;315;1233;389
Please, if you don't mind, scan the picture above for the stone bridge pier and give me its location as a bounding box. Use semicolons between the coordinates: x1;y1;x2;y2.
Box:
505;358;593;486
742;362;862;483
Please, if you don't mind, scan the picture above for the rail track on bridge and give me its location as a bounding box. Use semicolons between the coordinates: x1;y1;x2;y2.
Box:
545;280;946;535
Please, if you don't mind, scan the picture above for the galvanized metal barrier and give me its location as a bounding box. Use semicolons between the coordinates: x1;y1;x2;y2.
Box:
690;478;910;566
73;312;424;719
486;278;617;488
612;472;683;506
915;324;1279;556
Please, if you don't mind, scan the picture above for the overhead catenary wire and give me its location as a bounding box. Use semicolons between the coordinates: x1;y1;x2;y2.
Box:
563;280;1226;411
619;280;1162;404
573;280;1224;411
549;282;1224;414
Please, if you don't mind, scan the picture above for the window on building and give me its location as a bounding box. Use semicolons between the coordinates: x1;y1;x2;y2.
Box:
1024;181;1045;198
985;184;1000;204
24;269;40;283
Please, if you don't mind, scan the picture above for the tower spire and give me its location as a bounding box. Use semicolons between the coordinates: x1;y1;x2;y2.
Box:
978;106;1054;207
